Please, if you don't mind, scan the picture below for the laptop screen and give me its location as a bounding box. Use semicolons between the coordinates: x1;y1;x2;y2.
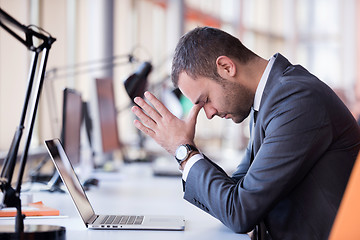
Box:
45;139;95;225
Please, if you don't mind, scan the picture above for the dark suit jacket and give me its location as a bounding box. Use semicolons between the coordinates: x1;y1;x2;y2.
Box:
183;53;360;239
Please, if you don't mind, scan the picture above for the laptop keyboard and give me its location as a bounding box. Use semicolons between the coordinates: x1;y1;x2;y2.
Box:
100;215;144;225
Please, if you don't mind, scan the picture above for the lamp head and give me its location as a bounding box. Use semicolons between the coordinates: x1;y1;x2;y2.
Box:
124;61;152;101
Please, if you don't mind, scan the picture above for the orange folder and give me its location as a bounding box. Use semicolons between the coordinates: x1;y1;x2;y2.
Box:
0;201;59;217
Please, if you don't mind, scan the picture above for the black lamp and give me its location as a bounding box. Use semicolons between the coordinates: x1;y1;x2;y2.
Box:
123;61;154;162
0;8;65;239
124;61;152;100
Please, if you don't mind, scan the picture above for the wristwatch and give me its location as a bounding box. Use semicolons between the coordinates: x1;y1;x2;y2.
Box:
175;144;198;165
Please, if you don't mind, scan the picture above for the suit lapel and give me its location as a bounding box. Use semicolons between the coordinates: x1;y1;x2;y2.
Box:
251;53;293;161
259;53;293;110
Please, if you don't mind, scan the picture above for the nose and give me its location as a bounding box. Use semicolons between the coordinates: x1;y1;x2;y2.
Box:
203;104;217;119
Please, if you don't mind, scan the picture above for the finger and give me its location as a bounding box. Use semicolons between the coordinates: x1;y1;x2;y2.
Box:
133;119;155;138
131;106;157;129
144;91;173;119
134;96;162;122
187;102;204;125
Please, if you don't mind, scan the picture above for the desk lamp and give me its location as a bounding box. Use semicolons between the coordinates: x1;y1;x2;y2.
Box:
0;8;65;239
124;61;152;100
123;62;153;162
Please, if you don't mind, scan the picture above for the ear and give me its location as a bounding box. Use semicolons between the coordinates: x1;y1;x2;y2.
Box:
216;56;236;78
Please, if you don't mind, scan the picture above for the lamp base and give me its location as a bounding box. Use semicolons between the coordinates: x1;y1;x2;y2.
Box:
0;225;66;240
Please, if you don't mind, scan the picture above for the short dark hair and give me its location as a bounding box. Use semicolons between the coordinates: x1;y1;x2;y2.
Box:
171;27;256;87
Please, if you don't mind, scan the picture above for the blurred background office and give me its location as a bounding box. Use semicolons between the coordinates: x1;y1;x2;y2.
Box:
0;0;359;175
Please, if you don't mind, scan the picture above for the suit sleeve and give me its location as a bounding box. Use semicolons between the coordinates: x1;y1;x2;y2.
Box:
183;81;333;233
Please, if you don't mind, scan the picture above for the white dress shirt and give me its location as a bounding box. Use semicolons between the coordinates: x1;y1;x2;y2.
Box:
182;55;276;181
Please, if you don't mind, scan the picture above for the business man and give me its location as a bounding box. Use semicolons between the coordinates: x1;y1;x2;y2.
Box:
131;27;360;240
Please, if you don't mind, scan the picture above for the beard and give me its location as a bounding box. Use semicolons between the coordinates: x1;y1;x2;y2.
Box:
220;79;254;123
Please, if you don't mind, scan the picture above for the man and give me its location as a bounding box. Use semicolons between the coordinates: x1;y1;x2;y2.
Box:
131;27;360;239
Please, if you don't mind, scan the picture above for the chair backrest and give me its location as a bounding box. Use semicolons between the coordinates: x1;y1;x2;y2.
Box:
329;153;360;239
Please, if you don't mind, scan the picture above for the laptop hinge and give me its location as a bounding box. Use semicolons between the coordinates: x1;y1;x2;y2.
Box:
87;215;99;225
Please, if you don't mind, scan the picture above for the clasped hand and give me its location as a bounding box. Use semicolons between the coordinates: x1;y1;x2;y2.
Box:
131;91;203;155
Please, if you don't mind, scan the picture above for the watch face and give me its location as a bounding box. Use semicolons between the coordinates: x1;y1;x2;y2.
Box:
176;145;188;161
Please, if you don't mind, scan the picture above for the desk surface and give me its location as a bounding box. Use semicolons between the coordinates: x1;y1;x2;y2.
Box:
0;163;250;240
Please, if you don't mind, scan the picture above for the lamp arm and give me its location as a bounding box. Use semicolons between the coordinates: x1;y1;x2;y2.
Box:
0;8;55;51
16;48;51;194
45;54;136;80
0;8;56;233
0;52;39;184
0;8;56;188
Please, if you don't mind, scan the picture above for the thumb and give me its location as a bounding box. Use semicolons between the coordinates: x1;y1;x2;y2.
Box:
187;102;203;126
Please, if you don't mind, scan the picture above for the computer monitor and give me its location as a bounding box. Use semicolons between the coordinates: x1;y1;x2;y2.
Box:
61;88;82;165
44;88;83;192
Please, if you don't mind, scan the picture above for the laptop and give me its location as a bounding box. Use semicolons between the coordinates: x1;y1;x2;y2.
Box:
44;138;185;230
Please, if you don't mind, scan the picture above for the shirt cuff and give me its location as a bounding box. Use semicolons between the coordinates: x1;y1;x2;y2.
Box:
182;153;203;181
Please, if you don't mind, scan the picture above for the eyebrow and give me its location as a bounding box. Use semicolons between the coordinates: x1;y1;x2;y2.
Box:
194;94;204;105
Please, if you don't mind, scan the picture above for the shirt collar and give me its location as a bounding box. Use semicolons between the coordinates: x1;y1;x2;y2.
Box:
253;55;276;111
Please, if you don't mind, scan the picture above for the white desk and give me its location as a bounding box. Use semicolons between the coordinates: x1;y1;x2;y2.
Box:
0;163;250;240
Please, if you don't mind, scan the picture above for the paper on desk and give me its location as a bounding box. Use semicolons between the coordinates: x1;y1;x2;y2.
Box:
0;201;60;217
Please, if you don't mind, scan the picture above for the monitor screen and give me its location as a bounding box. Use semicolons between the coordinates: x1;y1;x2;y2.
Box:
61;88;82;165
